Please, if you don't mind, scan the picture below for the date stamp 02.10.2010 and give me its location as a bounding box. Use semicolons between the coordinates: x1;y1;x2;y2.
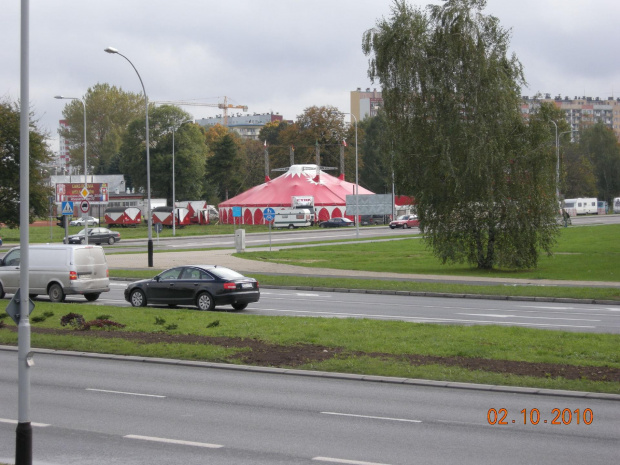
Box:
487;408;594;426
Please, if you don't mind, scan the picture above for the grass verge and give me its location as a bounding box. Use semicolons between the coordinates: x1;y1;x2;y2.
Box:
1;304;618;394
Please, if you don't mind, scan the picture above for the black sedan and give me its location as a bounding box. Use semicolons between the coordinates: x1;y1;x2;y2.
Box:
124;265;260;311
64;227;121;245
319;217;354;228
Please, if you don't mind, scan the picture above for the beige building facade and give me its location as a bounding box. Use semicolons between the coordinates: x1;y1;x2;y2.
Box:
522;94;620;141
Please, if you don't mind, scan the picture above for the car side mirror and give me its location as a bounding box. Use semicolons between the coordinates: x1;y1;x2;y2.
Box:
154;276;160;282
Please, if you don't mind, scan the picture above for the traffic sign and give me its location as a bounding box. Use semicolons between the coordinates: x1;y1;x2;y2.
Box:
61;201;74;216
263;207;275;222
79;199;90;213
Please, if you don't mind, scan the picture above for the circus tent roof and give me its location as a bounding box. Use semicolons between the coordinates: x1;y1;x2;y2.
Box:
219;164;374;208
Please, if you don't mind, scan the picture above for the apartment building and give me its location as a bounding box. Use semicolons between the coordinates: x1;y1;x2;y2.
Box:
522;94;620;140
350;88;383;122
196;113;284;140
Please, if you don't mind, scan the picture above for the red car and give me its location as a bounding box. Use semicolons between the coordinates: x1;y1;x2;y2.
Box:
389;214;419;229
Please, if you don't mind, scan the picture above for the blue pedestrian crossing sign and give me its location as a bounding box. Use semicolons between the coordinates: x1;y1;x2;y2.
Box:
61;201;74;215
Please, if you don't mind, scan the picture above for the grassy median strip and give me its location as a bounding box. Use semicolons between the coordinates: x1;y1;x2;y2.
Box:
238;224;620;282
1;303;618;394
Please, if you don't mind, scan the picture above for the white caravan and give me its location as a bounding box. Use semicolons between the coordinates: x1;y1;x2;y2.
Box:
562;198;597;216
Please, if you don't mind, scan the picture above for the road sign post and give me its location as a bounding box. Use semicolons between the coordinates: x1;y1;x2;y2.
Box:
263;207;275;251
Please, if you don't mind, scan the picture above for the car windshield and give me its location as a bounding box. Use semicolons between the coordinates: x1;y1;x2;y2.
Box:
209;266;245;280
396;215;408;220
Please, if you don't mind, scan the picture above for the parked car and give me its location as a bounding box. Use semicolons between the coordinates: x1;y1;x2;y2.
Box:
64;227;121;245
0;244;110;302
361;215;388;226
70;216;100;226
124;265;260;311
389;214;419;229
319;217;354;228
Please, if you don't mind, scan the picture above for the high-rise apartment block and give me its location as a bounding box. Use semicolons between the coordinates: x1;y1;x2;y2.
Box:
522;94;620;140
350;88;383;122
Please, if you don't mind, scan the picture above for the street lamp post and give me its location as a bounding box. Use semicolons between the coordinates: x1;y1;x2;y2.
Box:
340;112;359;239
549;120;560;204
171;120;192;236
105;47;153;267
55;95;88;244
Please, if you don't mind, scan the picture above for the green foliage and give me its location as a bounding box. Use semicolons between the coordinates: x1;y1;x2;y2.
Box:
359;111;392;194
154;316;166;325
59;83;145;175
362;0;559;270
578;122;620;203
147;106;208;202
207;133;243;199
0;100;53;228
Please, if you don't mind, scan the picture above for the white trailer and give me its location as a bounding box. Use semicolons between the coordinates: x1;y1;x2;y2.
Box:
562;198;597;216
614;197;620;214
273;208;313;229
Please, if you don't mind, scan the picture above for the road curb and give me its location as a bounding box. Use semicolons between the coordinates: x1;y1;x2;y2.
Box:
2;345;618;401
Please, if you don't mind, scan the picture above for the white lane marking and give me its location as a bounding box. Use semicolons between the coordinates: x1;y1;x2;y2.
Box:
125;434;223;449
520;305;576;310
86;388;166;398
322;411;421;423
313;457;391;465
0;418;50;427
255;308;596;328
459;313;600;322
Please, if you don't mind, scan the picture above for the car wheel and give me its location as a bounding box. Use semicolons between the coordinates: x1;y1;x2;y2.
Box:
405;224;410;229
288;224;295;229
108;237;115;245
0;283;4;299
80;238;85;244
48;283;65;303
84;293;100;302
196;292;215;311
130;289;147;307
231;303;248;311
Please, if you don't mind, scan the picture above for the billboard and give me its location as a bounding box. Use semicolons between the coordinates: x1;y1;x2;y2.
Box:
55;183;109;204
346;194;393;215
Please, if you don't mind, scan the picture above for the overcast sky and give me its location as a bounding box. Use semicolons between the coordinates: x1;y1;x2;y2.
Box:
3;0;620;152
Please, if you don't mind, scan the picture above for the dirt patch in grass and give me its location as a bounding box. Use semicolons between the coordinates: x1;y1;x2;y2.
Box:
9;327;620;383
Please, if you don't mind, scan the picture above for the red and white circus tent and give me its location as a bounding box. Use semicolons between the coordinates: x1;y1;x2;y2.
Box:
218;164;375;225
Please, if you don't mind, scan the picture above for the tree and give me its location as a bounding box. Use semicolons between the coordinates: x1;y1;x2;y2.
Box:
295;105;348;169
363;0;559;269
59;83;144;175
206;133;242;200
578;122;620;205
562;143;597;198
359;111;392;194
118;105;207;201
0;100;53;227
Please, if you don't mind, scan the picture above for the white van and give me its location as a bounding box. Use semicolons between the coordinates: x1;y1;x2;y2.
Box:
0;244;110;302
272;208;313;229
614;197;620;214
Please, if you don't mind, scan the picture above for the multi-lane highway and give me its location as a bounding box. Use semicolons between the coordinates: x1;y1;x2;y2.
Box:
0;350;617;465
83;282;620;334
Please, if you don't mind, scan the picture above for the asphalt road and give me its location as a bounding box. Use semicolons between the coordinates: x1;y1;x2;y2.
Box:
1;350;618;465
82;282;620;334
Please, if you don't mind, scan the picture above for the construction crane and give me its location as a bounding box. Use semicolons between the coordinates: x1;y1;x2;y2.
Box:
152;96;248;126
